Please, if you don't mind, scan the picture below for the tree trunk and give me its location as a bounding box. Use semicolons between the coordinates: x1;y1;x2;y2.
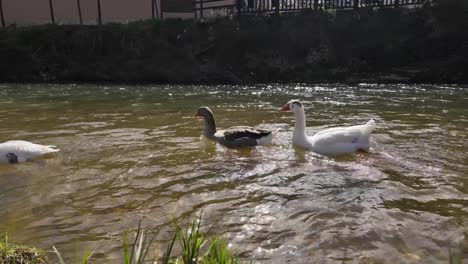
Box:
97;0;102;25
77;0;83;24
0;0;5;28
49;0;55;24
152;0;155;19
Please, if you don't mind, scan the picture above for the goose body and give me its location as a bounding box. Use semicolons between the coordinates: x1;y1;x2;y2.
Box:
281;100;375;156
0;140;60;163
195;107;273;148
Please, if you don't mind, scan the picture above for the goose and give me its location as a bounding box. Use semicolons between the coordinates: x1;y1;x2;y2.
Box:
280;100;375;156
0;140;60;164
195;106;273;148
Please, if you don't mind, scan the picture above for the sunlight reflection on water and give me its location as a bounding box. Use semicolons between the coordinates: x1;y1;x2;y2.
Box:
0;83;467;263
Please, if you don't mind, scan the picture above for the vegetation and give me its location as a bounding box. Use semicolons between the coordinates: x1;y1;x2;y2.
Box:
0;0;466;84
1;217;466;263
50;214;241;263
0;233;49;264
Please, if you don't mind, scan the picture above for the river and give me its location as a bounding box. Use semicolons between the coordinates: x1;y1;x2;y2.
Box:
0;83;466;263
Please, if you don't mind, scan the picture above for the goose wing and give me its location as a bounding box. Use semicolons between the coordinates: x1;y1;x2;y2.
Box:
220;126;271;140
215;126;272;148
311;121;375;146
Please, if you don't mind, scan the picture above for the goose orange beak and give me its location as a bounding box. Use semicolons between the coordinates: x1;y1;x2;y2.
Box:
280;103;290;111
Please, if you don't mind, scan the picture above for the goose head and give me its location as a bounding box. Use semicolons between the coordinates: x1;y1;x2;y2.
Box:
195;106;214;119
280;100;304;114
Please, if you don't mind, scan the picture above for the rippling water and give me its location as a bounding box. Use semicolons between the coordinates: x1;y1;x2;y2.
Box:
0;83;466;263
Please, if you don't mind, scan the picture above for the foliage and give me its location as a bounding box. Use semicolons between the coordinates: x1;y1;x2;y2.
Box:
0;3;466;83
128;214;241;264
0;233;50;264
49;214;242;264
122;221;158;264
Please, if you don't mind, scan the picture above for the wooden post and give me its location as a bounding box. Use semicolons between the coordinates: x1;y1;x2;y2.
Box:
77;0;83;24
200;0;203;18
194;0;197;19
0;0;5;29
236;0;242;17
97;0;102;25
160;0;164;19
154;0;159;18
49;0;55;24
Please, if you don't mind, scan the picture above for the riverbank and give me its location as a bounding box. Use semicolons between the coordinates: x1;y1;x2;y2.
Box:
0;240;49;263
0;1;466;84
1;215;243;263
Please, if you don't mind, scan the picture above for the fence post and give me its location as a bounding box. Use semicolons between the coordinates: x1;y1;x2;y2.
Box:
160;0;164;19
77;0;83;24
236;0;242;17
200;0;203;18
154;0;159;18
49;0;55;24
0;0;5;28
194;0;197;19
97;0;102;25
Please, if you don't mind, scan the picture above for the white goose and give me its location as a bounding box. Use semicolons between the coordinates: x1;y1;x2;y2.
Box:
0;140;60;164
280;100;375;156
195;106;273;148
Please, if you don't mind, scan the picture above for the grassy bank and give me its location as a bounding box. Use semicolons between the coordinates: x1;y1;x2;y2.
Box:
0;0;467;84
0;234;49;263
2;215;242;264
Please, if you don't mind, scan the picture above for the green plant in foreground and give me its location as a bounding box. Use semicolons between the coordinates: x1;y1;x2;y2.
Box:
3;214;242;264
123;221;158;264
176;214;206;264
52;244;98;264
162;213;241;264
0;232;49;264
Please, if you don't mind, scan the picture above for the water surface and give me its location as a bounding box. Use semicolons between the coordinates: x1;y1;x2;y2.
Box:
0;84;467;263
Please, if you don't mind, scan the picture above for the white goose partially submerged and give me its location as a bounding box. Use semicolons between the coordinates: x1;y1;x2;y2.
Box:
281;100;375;156
0;140;60;164
195;106;273;148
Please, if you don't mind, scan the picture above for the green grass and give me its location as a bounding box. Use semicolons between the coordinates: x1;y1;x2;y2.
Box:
0;233;49;264
122;220;158;264
167;213;240;264
3;219;467;263
49;213;242;264
123;213;242;264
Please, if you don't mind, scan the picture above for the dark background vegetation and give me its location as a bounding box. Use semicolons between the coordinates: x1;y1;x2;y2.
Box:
0;0;467;84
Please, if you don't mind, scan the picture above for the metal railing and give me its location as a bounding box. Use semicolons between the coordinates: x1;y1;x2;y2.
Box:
192;0;427;18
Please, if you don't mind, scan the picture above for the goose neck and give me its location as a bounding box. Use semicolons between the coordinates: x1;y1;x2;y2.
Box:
293;110;307;139
203;113;217;139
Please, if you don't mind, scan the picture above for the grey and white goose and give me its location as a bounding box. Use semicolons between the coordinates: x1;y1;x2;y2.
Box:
195;106;273;148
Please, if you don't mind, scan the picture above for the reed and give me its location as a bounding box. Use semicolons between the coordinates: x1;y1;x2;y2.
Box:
50;213;242;264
